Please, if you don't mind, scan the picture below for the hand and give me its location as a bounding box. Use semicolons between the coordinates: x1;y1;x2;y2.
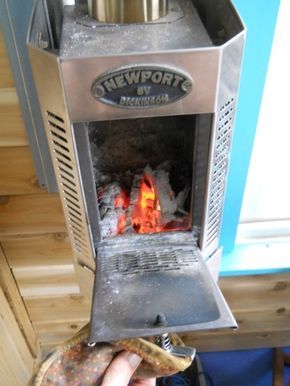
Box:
101;351;156;386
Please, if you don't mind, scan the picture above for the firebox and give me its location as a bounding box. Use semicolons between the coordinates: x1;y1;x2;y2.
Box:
28;0;245;343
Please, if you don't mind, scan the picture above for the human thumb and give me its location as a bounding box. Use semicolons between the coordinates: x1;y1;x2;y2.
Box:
101;351;143;386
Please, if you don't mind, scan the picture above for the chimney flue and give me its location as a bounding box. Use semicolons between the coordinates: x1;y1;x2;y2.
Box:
88;0;168;24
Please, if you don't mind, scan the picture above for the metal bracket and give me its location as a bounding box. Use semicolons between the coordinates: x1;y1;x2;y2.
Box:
155;333;196;360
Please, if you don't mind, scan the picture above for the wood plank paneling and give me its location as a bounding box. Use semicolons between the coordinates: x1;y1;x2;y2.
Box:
181;273;290;352
0;246;39;357
2;233;73;269
0;287;34;386
0;146;44;195
220;274;290;312
0;193;66;237
14;265;79;297
182;308;290;351
0;30;14;88
2;233;78;297
25;294;90;354
34;320;88;348
234;308;290;332
0;88;28;147
25;295;91;323
181;330;290;352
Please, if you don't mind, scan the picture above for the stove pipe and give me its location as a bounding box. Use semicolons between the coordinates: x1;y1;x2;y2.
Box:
88;0;169;23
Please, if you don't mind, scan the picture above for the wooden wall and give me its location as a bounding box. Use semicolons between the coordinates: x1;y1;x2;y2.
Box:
0;286;35;385
181;274;290;351
0;27;290;381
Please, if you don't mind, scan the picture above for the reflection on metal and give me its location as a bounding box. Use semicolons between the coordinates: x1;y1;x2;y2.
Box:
88;0;168;23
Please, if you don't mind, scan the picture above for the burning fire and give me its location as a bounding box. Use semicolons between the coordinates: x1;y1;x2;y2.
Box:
115;173;162;235
132;175;162;234
114;170;189;235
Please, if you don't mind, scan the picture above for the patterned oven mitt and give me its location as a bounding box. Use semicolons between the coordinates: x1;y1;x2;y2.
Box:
30;324;193;385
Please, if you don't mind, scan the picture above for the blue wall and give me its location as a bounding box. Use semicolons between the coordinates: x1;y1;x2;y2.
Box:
221;0;281;252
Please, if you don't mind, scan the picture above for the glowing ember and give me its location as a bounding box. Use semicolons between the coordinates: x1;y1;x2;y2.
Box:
113;170;189;236
114;190;128;235
117;214;127;235
114;190;128;209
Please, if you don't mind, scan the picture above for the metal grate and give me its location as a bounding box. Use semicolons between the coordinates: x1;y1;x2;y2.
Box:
102;248;198;275
47;110;93;262
205;99;235;247
102;247;198;275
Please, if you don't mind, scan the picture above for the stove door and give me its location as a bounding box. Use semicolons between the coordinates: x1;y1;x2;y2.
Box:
89;239;236;342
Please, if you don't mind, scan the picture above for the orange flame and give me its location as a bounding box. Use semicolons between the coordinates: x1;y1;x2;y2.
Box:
114;171;189;235
132;175;162;234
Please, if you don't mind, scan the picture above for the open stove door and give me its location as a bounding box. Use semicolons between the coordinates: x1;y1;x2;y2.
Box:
89;234;236;343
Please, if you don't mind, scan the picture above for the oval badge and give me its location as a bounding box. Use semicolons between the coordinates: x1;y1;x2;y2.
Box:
91;65;193;109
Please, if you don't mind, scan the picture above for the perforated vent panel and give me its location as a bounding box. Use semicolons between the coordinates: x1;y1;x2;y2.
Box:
102;247;198;275
204;99;235;248
46;111;94;267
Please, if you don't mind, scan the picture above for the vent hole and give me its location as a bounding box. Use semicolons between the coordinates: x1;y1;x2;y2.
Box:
50;130;68;143
208;212;220;228
68;210;82;223
70;222;84;235
208;215;220;230
74;244;82;253
54;149;71;162
67;204;82;217
64;196;81;210
74;241;82;249
206;232;218;246
46;110;64;123
62;182;77;194
52;139;70;152
73;233;86;244
209;198;222;211
207;224;219;240
56;158;73;170
60;174;76;187
74;236;89;251
58;166;74;179
48;121;66;134
63;189;79;202
70;221;84;234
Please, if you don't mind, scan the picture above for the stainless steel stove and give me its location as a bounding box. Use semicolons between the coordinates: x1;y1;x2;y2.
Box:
28;0;245;343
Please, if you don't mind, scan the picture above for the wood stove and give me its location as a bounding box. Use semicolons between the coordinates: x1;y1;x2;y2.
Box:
28;0;245;343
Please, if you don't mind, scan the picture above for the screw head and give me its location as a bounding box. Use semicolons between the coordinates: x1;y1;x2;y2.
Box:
154;313;167;327
181;79;193;93
92;84;105;99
